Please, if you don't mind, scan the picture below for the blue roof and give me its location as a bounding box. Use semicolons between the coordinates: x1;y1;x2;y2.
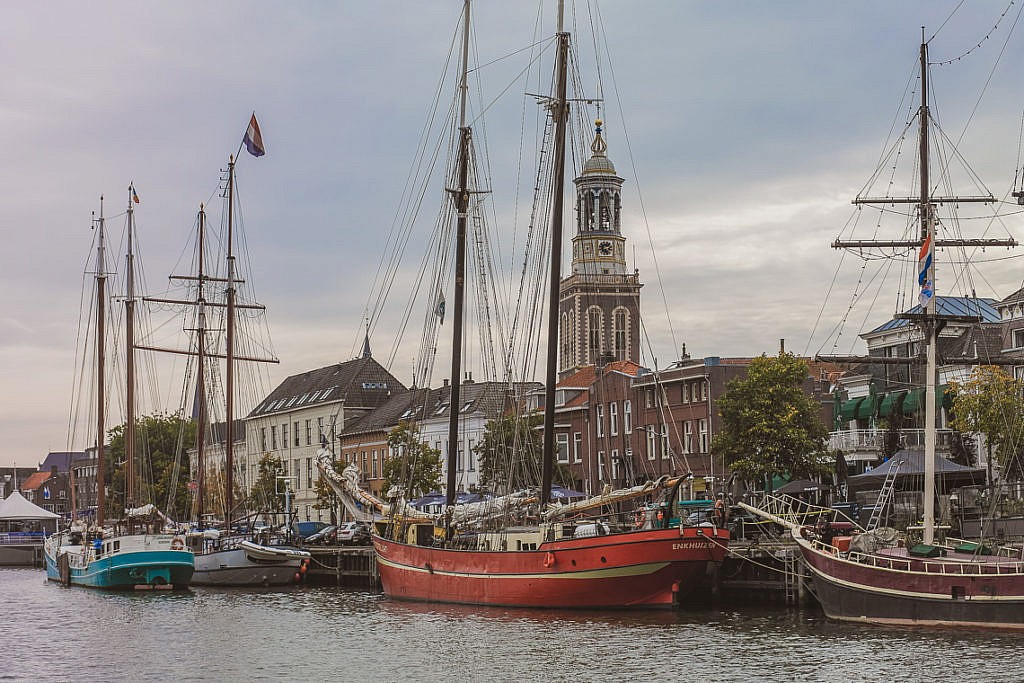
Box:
868;296;999;334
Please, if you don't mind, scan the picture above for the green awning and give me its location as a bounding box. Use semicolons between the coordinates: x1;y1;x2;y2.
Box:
856;396;878;419
839;397;864;421
901;385;951;415
878;391;907;417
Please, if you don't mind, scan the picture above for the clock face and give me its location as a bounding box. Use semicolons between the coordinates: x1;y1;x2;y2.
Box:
597;240;613;256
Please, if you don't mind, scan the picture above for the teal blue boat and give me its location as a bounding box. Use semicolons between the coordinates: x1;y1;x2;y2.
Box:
44;530;193;589
46;192;193;590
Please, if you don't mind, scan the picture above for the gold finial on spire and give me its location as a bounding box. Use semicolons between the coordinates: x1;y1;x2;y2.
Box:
591;118;607;157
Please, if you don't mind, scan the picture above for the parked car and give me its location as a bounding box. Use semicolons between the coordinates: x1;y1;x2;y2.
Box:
304;525;338;545
335;521;371;545
292;520;331;541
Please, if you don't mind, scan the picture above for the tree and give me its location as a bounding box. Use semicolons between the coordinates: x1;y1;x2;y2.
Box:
712;353;831;487
105;412;195;522
949;365;1024;481
247;453;285;514
471;413;576;492
381;422;442;498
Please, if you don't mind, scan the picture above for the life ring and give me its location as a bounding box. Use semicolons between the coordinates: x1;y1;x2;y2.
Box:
543;552;556;568
171;538;184;551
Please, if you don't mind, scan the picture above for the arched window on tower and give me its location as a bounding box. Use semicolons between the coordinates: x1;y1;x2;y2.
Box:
560;311;575;370
612;308;628;360
587;307;603;363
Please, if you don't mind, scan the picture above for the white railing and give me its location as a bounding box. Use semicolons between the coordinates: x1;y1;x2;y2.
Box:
829;428;956;452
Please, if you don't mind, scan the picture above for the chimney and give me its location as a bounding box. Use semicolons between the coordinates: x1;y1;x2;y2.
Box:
779;338;786;354
443;378;449;387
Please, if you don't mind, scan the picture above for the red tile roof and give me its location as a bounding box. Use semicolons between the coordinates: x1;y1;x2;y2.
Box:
20;471;50;492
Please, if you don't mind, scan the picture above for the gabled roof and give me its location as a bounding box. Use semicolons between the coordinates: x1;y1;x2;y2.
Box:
1000;287;1024;308
20;471;51;492
557;360;642;389
250;356;407;418
38;451;79;472
867;296;999;335
420;381;541;422
341;388;432;437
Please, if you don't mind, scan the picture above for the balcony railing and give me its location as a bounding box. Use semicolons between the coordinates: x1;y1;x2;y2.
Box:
829;428;955;453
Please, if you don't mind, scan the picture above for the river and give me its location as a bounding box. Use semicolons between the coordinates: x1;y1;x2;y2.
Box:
2;567;1023;682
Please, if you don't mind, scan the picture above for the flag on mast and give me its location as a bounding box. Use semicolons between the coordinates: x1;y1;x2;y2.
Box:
918;234;933;307
130;184;140;204
243;113;266;157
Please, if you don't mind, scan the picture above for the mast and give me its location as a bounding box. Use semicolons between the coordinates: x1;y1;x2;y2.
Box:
919;37;937;545
195;206;209;528
226;157;237;530
95;198;108;528
125;187;137;511
445;0;472;509
541;1;569;507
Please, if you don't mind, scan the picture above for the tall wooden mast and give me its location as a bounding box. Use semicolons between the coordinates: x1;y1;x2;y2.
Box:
226;157;238;530
541;1;569;507
95;198;108;528
124;188;137;510
445;0;472;509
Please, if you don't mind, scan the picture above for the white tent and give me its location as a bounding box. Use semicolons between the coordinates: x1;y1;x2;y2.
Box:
0;491;61;520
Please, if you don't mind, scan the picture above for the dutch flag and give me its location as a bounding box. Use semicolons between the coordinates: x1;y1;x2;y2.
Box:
243;113;266;157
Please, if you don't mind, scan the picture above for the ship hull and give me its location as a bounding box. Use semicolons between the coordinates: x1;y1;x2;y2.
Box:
794;527;1024;629
191;542;309;587
375;526;728;608
44;534;193;590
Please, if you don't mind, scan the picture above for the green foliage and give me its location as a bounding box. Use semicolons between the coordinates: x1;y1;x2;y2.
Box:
949;366;1024;480
382;422;442;498
474;413;543;491
247;453;285;513
712;353;830;486
105;412;195;521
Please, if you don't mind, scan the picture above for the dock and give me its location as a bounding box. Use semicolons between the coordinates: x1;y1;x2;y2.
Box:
305;546;378;586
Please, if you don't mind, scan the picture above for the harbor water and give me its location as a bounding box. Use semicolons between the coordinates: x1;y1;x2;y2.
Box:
3;567;1024;682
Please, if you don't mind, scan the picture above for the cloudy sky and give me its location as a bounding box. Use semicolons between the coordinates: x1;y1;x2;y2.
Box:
5;1;1024;469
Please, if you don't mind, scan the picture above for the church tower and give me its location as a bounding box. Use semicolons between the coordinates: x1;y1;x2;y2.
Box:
558;120;642;378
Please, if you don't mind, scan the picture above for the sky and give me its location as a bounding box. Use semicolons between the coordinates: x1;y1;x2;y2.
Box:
5;1;1024;469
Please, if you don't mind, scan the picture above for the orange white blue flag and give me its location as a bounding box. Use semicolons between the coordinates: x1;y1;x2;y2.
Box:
243;113;265;157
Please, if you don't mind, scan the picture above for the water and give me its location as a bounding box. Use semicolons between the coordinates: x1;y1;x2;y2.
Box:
3;567;1024;682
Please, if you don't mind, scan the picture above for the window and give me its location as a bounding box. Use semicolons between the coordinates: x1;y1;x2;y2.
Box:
609;402;619;436
1014;328;1024;349
645;388;655;408
294;422;300;447
699;381;708;402
372;450;378;478
596;404;605;437
271;426;278;450
646;427;657;460
294;459;301;489
573;433;582;463
587;307;603;362
611;449;620;481
624;400;632;434
699;419;709;454
598;451;606;481
260;428;267;451
317;417;324;442
661;424;669;460
613;309;627;359
282;424;288;450
683;421;693;454
682;383;690;403
305;420;312;446
556;433;569;463
306;458;312;488
468;438;475;471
